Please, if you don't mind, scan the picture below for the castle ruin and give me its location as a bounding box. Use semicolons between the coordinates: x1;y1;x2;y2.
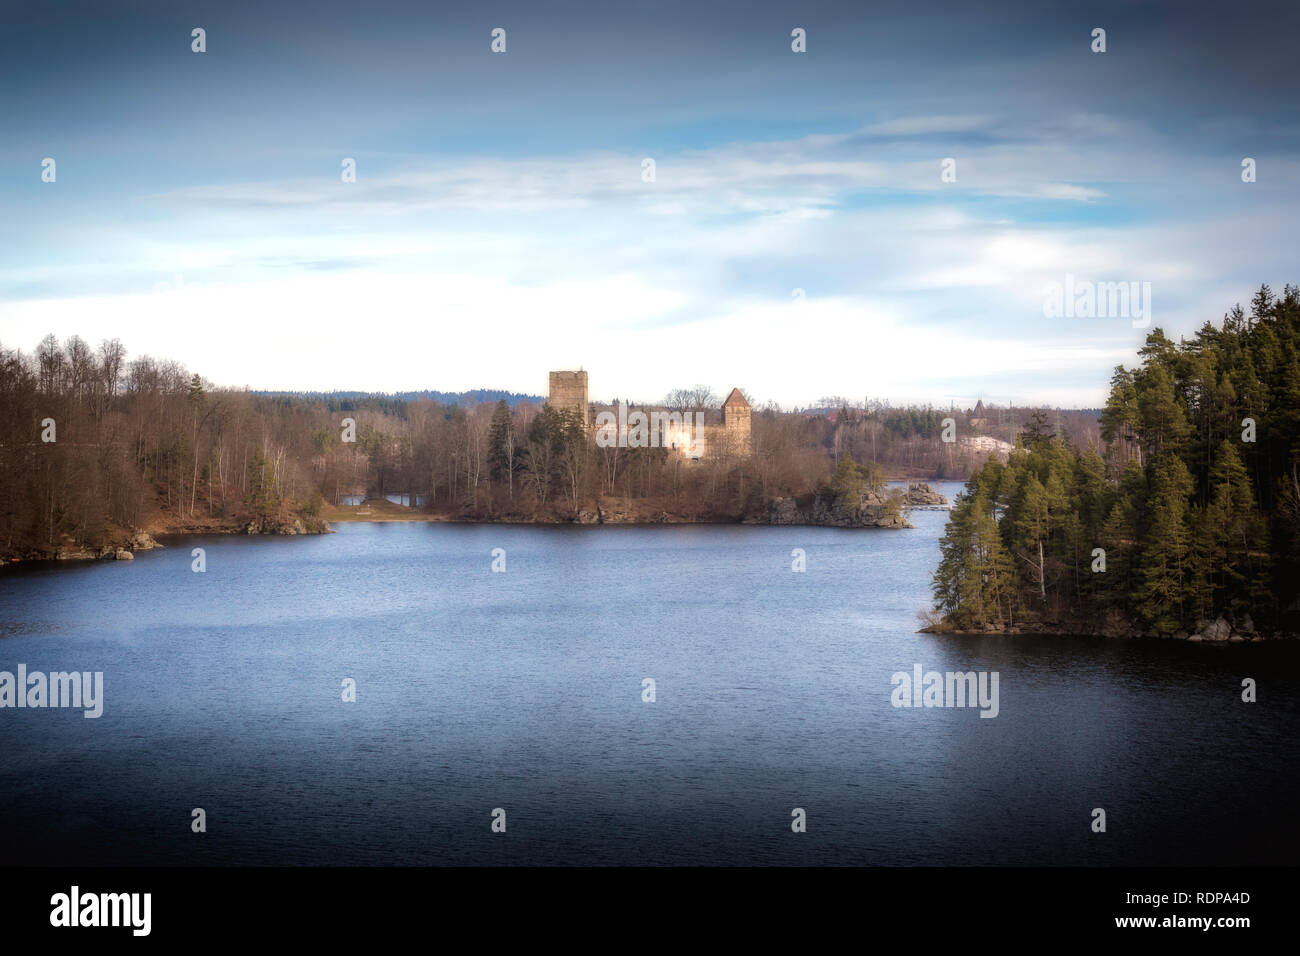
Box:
722;387;752;456
547;370;590;427
548;370;751;458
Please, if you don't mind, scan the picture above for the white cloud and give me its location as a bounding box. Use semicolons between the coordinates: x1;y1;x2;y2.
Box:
5;113;1295;407
0;275;1131;408
862;114;996;136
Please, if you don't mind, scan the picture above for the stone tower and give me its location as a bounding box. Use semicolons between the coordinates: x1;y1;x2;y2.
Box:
548;370;589;427
722;387;751;456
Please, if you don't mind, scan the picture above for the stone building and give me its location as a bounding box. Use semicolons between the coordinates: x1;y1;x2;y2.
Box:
721;387;751;456
547;370;589;427
547;369;751;459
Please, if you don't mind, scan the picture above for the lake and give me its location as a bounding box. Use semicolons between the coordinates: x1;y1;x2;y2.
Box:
1;481;1297;866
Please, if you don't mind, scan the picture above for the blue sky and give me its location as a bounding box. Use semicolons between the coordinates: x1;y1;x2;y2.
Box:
2;0;1298;407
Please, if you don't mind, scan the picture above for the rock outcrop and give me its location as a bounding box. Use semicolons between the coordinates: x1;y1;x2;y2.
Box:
904;482;949;509
244;515;331;535
1183;616;1266;642
749;488;912;529
130;531;160;551
55;548;98;561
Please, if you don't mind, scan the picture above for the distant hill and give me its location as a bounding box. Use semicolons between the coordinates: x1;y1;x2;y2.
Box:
252;388;545;407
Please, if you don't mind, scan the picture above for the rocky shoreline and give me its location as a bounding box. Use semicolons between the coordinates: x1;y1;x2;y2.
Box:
744;482;949;529
921;612;1299;642
43;530;164;563
326;484;950;529
4;515;332;566
746;491;912;529
14;484;950;561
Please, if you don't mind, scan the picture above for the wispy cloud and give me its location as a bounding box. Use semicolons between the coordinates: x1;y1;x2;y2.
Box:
3;0;1297;407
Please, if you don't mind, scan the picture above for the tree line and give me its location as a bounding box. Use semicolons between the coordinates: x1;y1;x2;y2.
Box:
3;331;1028;558
933;284;1300;636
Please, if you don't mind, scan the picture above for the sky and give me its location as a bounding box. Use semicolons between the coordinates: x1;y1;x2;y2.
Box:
1;0;1298;408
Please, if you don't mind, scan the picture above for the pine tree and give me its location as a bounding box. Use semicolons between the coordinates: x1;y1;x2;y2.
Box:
1012;470;1050;606
830;453;865;506
1101;366;1140;465
1136;364;1191;461
925;284;1300;634
1019;409;1055;451
1202;440;1269;612
933;488;1019;627
1135;455;1194;634
487;399;516;498
932;491;975;621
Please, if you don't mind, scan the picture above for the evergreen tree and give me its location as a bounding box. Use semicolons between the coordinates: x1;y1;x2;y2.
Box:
1134;455;1194;634
1100;366;1140;465
924;285;1300;635
1202;440;1269;612
830;453;866;506
1136;364;1191;461
1019;408;1055;451
487;399;516;497
933;491;1019;627
1012;470;1050;604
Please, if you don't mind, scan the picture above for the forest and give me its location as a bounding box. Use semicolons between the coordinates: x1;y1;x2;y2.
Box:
0;330;1047;560
932;284;1300;638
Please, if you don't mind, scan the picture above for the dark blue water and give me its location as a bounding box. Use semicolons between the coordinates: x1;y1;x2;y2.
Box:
1;483;1297;865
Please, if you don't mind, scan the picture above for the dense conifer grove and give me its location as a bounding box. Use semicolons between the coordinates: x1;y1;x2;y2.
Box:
933;285;1300;636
